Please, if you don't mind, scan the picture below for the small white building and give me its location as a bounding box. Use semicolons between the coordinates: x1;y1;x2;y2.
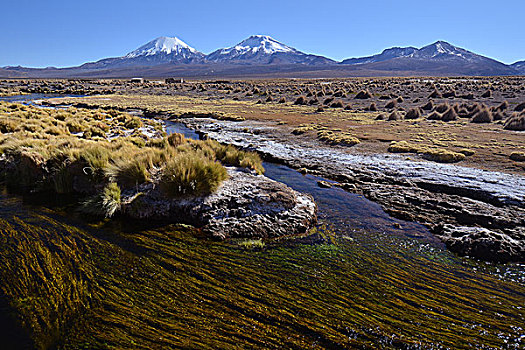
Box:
165;78;184;84
130;77;144;83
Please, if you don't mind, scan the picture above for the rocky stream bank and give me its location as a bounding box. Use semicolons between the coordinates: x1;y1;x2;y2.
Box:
177;116;525;262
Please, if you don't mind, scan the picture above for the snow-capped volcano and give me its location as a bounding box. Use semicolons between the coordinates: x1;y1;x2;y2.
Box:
125;36;202;60
206;35;335;65
411;41;480;61
8;36;520;78
212;35;298;57
79;36;204;69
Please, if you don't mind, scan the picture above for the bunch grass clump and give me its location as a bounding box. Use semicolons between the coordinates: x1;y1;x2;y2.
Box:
80;182;121;218
509;152;525;161
388;141;465;163
470;107;493;123
105;157;150;188
503;112;525;131
205;141;264;175
159;151;228;197
317;130;360;146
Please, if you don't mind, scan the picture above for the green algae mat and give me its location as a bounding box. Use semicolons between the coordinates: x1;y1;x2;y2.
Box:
0;191;524;350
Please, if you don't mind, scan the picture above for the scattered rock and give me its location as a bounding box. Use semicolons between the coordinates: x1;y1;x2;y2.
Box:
437;224;524;263
122;168;317;240
317;180;333;188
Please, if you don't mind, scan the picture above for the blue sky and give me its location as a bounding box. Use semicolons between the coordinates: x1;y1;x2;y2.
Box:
1;0;524;67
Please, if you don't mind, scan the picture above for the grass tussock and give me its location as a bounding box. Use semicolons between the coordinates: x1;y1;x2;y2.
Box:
207;141;265;175
80;182;122;218
317;130;360;146
105;157;150;188
388;141;466;163
509;152;525;161
503;112;525;131
159;151;228;197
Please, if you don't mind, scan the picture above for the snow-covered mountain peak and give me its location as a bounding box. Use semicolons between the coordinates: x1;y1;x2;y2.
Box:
125;36;199;58
416;41;468;59
234;35;297;54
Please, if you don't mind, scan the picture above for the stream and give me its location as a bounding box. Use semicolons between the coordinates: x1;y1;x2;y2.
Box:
1;94;524;348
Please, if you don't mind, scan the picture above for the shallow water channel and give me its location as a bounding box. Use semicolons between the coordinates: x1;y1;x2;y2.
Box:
0;95;523;348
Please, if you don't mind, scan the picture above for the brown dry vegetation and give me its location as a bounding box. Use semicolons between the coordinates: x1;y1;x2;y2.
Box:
40;75;525;174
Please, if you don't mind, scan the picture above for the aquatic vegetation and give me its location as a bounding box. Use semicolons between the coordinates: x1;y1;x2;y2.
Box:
1;202;523;349
2;84;524;348
238;238;265;250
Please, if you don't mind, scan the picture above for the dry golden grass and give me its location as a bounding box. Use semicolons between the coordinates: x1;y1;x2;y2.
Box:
44;94;525;173
0;102;264;216
388;141;466;163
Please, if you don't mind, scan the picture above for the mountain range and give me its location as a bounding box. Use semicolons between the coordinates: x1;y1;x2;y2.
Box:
1;35;523;78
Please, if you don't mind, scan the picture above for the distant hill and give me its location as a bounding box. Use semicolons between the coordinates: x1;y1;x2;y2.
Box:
511;61;525;74
0;37;522;78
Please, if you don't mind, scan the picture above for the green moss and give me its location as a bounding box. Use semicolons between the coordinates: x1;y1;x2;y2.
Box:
422;149;466;163
317;129;360;146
